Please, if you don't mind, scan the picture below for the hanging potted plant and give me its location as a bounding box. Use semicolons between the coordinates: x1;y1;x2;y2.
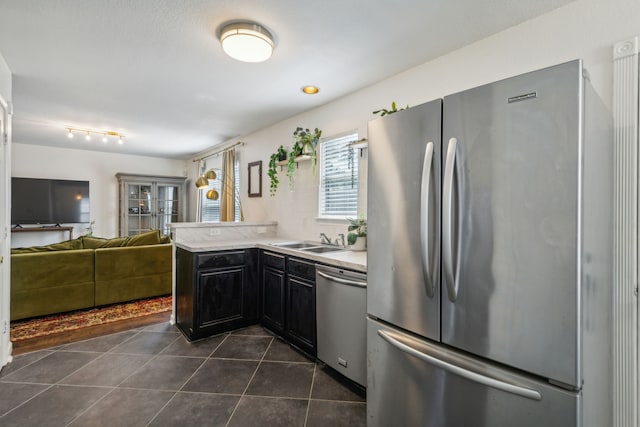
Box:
268;145;287;196
347;214;367;251
293;127;322;160
286;127;322;188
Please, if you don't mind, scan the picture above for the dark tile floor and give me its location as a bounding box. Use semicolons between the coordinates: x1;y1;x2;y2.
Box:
0;323;366;426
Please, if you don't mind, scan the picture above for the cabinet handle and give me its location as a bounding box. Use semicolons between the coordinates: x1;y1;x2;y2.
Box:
263;251;285;259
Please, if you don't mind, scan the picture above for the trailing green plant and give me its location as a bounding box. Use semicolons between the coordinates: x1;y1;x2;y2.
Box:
293;127;322;152
286;126;322;188
287;140;304;188
372;101;409;117
294;127;322;173
268;145;287;196
347;214;367;245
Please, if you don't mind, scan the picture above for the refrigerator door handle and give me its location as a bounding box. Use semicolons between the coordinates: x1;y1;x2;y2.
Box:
442;137;459;301
420;141;435;298
377;329;542;401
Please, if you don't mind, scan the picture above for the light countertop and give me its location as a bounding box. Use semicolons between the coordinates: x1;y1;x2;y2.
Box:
174;238;366;273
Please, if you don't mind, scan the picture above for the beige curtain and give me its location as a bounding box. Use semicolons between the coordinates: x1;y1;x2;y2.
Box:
220;149;235;221
219;148;245;222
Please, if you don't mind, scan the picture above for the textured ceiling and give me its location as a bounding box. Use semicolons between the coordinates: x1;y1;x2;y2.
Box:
0;0;574;159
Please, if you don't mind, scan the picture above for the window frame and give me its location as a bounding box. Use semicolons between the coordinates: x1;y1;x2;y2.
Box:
317;132;359;220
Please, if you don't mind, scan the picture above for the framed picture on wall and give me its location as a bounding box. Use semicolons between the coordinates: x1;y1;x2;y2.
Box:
248;160;262;198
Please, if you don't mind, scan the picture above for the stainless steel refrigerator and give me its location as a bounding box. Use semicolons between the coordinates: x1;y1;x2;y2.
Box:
366;60;613;427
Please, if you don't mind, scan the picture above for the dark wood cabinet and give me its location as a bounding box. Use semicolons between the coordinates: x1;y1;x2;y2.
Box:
176;247;258;340
260;251;317;356
261;263;286;334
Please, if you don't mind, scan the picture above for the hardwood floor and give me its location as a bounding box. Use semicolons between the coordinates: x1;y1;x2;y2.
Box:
11;311;172;356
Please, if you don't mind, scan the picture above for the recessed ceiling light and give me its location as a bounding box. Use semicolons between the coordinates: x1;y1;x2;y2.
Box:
302;85;319;95
220;22;274;63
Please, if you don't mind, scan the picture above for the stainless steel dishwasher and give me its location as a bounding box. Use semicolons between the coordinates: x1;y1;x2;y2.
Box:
315;264;367;386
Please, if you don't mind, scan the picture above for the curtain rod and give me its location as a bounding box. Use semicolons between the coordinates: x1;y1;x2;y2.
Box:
192;141;244;163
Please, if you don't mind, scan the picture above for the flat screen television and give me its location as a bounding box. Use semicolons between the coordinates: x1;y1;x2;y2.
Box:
11;177;90;225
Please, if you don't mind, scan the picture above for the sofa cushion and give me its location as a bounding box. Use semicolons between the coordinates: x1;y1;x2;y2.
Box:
123;229;161;246
11;238;83;254
94;243;171;306
81;236;127;249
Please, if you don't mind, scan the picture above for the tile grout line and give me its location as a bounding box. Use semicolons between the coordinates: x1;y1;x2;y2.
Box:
303;363;318;427
64;328;182;426
0;383;55;419
144;332;231;426
2;332;138;422
224;334;275;427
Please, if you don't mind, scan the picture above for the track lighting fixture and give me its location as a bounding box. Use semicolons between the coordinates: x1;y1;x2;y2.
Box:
65;127;126;144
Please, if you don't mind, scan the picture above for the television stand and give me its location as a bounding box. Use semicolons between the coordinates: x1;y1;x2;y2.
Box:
11;226;74;240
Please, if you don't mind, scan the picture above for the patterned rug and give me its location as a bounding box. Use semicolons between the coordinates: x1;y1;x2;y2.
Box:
10;295;172;342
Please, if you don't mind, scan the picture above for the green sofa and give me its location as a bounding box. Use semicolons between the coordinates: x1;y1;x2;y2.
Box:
10;230;172;321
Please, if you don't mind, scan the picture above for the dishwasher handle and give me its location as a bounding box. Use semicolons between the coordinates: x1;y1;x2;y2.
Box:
317;270;367;288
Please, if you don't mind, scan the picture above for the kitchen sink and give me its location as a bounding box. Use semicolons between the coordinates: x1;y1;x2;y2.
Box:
299;246;345;253
270;242;318;249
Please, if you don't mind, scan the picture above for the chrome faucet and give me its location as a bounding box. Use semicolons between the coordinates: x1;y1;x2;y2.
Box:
320;233;332;244
338;233;346;247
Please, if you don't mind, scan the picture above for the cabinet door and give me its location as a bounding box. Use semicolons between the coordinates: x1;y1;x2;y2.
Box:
125;183;153;236
262;266;286;334
286;275;316;356
197;267;244;331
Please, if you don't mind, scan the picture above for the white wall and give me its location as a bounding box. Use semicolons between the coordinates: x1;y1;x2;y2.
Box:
0;50;12;369
12;143;187;241
189;0;640;242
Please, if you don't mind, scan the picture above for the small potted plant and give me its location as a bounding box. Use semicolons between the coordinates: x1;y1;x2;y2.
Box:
293;127;322;157
347;214;367;251
372;101;409;117
268;145;287;196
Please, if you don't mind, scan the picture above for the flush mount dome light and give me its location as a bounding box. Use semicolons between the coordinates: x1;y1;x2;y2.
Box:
220;22;274;63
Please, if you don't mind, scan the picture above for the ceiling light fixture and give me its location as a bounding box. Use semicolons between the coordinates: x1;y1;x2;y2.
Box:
301;85;319;95
220;22;274;63
65;127;126;144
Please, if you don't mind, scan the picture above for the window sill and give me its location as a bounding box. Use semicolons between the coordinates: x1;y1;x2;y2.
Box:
315;217;349;223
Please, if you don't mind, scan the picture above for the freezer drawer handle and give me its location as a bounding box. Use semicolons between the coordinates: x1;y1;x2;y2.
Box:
442;137;460;302
377;329;542;401
317;270;367;288
420;141;435;298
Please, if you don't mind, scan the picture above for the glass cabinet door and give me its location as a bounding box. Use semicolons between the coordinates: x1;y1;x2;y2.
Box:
127;184;152;236
156;184;180;236
117;174;186;237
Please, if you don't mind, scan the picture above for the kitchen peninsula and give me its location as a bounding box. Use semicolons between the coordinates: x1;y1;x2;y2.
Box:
170;222;366;360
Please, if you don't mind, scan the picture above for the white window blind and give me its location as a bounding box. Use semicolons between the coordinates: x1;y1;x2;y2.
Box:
199;160;241;222
319;133;358;218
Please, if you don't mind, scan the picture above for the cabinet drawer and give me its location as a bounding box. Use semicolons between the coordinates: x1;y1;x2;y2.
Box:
262;251;285;271
288;257;316;281
196;250;245;269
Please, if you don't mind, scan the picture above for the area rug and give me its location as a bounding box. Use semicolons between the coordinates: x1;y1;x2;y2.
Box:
10;295;172;342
